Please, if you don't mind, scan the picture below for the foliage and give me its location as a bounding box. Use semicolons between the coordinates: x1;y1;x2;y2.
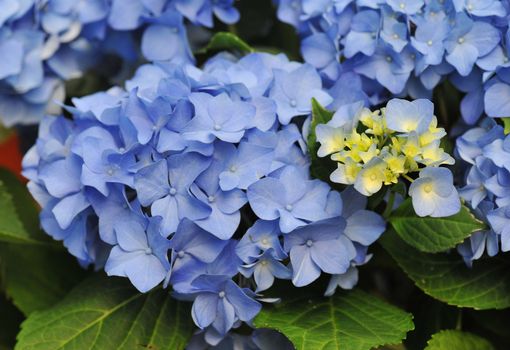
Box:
254;289;414;350
15;275;194;350
389;199;486;253
381;231;510;310
425;330;494;350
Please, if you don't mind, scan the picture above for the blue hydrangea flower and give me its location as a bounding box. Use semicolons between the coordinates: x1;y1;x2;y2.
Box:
269;64;333;124
247;166;336;233
239;248;292;292
284;217;356;287
23;51;386;339
0;0;240;125
191;275;261;335
105;217;171;292
134;154;212;235
457;118;510;264
275;0;510;125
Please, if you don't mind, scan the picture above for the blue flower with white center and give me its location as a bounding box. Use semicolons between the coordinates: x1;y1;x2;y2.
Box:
453;0;506;17
240;248;292;292
459;157;495;209
444;13;500;77
284;217;357;287
105;217;171;293
409;167;461;217
124;91;174;145
134;153;212;235
168;219;228;284
387;0;424;15
411;17;449;66
192;155;248;239
343;10;380;58
183;93;255;144
247;165;336;233
212;141;274;192
381;17;408;53
353;45;415;94
236;220;287;264
269;64;333;124
191;275;261;336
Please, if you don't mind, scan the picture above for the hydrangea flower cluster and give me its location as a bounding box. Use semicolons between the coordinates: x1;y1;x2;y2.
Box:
0;0;239;126
22;52;386;340
317;98;460;217
456;118;510;265
275;0;510;125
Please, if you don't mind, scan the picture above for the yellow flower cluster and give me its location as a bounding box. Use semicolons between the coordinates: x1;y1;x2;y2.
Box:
316;99;453;196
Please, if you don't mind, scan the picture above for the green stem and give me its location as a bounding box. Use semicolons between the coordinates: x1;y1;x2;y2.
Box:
379;135;389;148
383;191;396;219
402;173;414;183
456;309;463;331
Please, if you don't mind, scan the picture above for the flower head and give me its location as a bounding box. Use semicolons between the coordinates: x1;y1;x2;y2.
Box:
24;51;385;337
457;119;510;264
316;97;458;217
276;0;510;125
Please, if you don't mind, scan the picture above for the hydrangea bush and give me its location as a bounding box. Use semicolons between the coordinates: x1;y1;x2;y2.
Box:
275;0;510;124
1;1;510;350
22;52;386;339
0;0;239;125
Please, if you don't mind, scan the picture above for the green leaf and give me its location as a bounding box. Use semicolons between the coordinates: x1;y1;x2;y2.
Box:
381;230;510;309
425;330;494;350
0;169;84;315
254;289;414;350
0;168;49;245
308;98;334;150
502;118;510;135
389;199;485;253
197;32;254;55
16;275;194;350
0;243;87;315
307;98;336;182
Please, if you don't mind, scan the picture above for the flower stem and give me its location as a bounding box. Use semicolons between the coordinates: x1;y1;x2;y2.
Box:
383;191;396;219
402;173;414;183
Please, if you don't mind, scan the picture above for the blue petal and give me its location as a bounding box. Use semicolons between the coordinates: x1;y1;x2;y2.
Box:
225;280;261;321
290;245;321;287
134;160;169;206
485;83;510;118
344;209;386;245
192;293;218;329
115;220;148;252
